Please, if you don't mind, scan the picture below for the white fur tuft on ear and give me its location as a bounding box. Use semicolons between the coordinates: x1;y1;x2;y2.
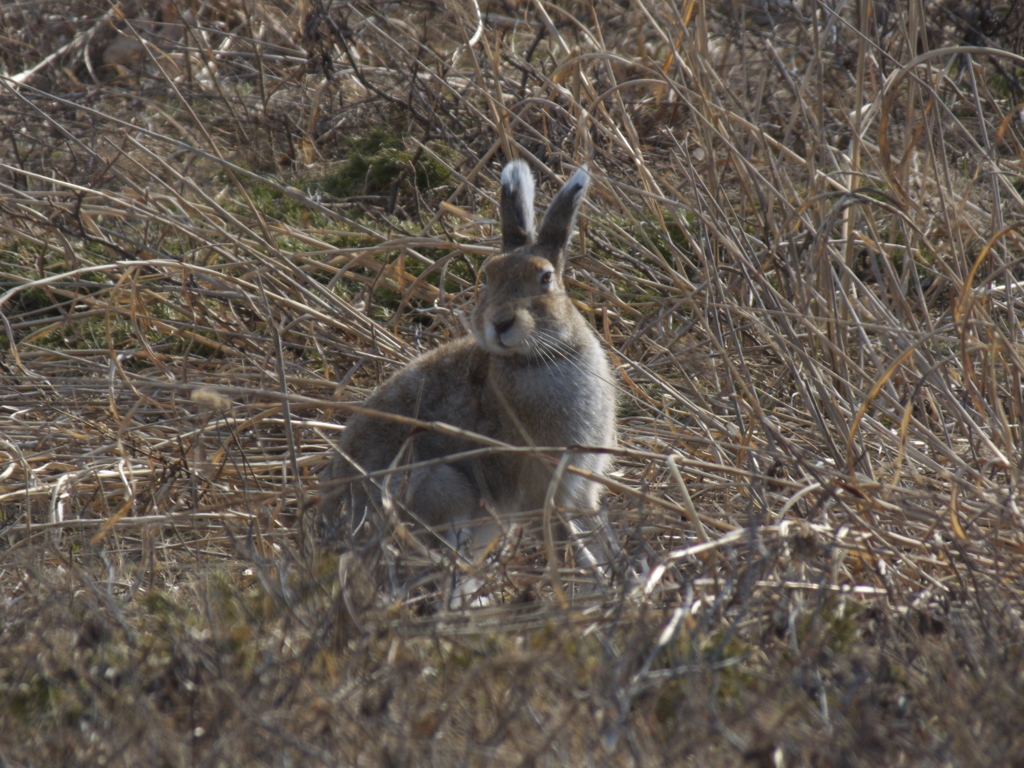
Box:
500;160;537;251
501;160;535;202
563;165;590;195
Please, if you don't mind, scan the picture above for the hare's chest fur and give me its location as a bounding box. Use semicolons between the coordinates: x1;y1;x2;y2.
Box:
484;335;615;449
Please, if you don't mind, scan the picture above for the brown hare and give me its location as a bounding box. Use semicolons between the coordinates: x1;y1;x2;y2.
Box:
320;160;618;594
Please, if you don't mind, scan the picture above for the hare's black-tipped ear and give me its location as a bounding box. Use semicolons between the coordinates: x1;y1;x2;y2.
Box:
536;166;589;263
500;160;536;251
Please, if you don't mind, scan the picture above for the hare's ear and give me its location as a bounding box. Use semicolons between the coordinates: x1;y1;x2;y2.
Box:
500;161;536;251
536;166;589;267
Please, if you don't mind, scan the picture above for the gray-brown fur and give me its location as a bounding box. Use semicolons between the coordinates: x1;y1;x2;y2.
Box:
319;161;617;557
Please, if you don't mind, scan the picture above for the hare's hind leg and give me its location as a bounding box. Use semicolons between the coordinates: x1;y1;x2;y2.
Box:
401;464;499;606
400;463;480;540
318;452;373;544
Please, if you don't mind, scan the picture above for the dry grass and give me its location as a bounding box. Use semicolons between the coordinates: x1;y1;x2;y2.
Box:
2;0;1024;764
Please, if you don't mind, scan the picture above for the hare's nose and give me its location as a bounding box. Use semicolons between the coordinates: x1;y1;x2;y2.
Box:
493;317;515;336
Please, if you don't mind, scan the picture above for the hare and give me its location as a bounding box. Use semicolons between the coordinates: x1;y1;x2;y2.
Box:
319;160;618;586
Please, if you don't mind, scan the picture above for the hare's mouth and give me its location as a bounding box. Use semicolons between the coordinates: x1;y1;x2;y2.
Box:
487;326;526;351
470;305;540;355
475;319;528;355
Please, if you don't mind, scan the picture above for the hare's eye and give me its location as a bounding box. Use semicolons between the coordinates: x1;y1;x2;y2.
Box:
539;269;554;286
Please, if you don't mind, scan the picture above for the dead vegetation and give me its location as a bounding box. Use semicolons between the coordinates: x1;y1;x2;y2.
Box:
2;0;1024;764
